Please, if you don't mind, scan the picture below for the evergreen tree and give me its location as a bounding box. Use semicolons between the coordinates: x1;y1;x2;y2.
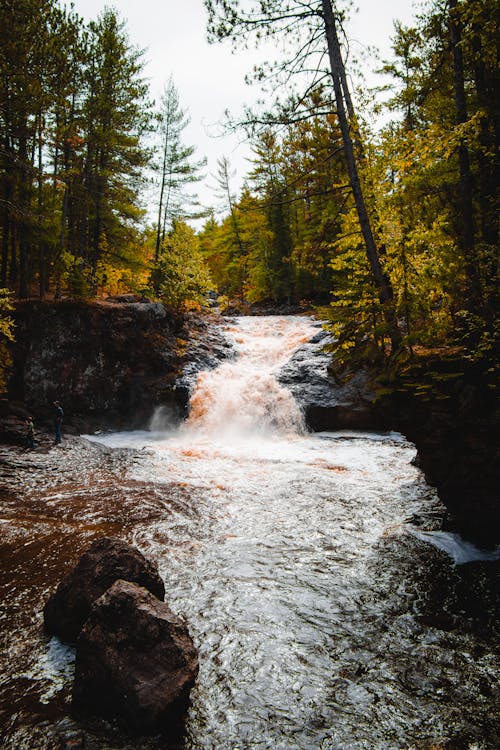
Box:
153;78;206;266
249;131;293;303
0;0;54;296
378;0;498;350
151;220;211;310
0;1;153;299
82;8;151;284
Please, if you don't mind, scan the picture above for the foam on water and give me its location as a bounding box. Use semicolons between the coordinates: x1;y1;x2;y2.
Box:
410;529;500;565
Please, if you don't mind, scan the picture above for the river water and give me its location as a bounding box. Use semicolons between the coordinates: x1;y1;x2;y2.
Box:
1;316;499;749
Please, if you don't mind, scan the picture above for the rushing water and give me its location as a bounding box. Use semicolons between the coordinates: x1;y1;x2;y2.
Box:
1;316;499;750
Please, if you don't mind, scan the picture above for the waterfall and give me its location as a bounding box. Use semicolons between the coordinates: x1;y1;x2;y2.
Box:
184;316;317;437
148;404;177;432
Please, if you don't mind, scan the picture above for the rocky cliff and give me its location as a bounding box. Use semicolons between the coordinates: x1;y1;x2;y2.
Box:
5;298;232;435
374;354;499;548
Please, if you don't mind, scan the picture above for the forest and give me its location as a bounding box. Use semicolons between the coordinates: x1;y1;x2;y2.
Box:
0;0;498;382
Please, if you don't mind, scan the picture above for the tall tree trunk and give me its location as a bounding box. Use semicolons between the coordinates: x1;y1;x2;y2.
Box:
64;93;77;260
161;174;175;244
55;186;69;299
37;111;45;299
155;125;169;265
1;107;12;286
1;175;11;286
449;0;481;308
18;133;30;299
219;157;245;257
9;227;18;285
471;23;498;254
321;0;401;351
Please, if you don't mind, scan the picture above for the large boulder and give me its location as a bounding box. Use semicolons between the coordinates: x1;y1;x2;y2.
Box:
72;579;198;732
43;537;165;642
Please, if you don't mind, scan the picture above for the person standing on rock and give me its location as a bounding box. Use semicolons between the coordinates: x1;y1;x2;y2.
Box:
53;401;64;445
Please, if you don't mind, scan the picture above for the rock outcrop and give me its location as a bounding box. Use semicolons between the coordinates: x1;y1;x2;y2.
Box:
373;355;500;547
72;579;198;732
9;299;182;433
43;537;165;642
7;299;233;435
277;326;380;431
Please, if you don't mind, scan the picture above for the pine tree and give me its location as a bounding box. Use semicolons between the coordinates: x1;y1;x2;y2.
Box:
82;8;151;284
153;78;206;266
151;220;211;310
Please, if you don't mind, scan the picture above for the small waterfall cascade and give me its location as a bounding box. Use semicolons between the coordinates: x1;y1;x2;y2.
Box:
185;316;317;437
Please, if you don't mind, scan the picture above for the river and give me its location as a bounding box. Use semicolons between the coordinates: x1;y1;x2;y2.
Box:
0;315;498;749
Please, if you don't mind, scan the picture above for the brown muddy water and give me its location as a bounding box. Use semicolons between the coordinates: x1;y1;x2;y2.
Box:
0;316;499;750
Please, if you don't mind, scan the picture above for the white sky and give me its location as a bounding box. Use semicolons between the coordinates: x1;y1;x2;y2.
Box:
66;0;419;222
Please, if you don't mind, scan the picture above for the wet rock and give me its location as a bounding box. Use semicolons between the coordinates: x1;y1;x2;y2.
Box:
374;362;500;547
104;293;149;304
0;399;32;445
417;555;500;636
174;311;235;398
278;328;380;431
43;537;165;642
7;299;185;433
72;579;198;732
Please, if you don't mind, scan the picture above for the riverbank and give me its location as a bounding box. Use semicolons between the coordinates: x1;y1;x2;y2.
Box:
0;435;193;750
277;328;499;547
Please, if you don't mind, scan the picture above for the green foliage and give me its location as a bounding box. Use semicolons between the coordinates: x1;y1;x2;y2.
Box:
0;0;496;384
322;207;389;366
453;311;500;363
203;0;497;367
0;289;14;391
0;0;151;299
151;221;212;311
199;113;349;307
0;289;14;341
153;78;206;265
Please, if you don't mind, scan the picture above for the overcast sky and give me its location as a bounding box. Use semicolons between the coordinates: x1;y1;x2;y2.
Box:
67;0;418;221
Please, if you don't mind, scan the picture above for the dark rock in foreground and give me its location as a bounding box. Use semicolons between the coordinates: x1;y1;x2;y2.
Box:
43;537;165;642
72;579;198;732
